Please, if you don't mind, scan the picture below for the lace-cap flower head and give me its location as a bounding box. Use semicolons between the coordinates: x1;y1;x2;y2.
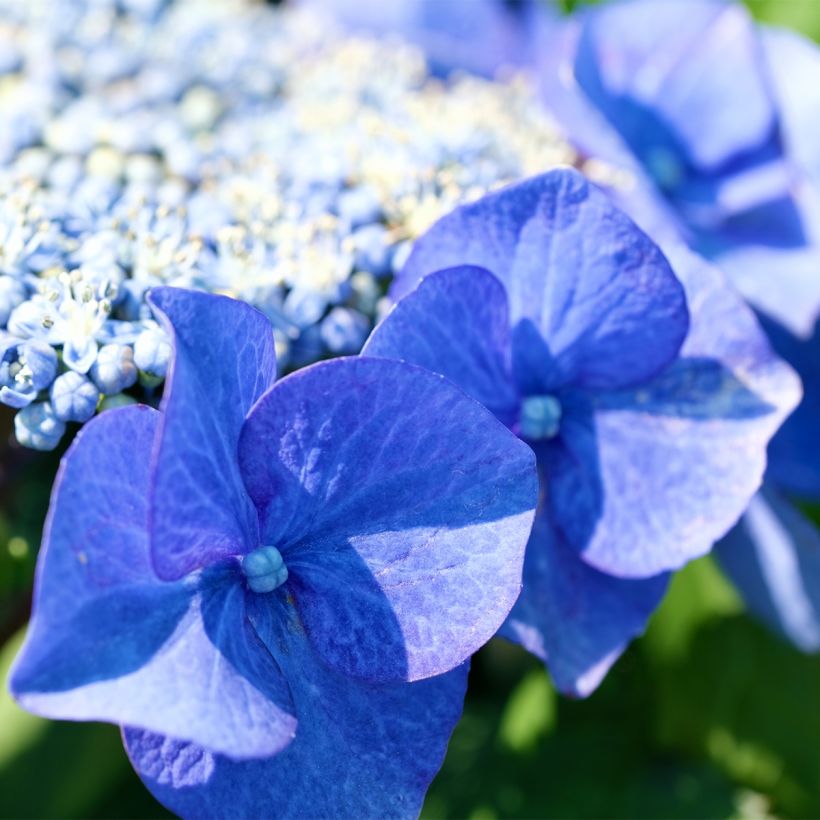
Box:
367;168;800;696
9;287;538;818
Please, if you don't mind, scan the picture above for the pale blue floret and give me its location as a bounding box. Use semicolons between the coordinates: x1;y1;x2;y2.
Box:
14;401;66;451
133;326;171;377
519;395;562;441
0;340;58;408
90;343;138;393
241;545;289;594
50;371;101;422
320;306;370;354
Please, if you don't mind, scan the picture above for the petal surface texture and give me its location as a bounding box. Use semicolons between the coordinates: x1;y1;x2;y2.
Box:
716;488;820;652
124;598;469;820
394;169;689;392
567;248;800;577
10;406;297;759
148;288;277;580
500;510;668;697
239;357;537;683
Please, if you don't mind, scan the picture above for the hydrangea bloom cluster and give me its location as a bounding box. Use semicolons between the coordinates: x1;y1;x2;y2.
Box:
536;0;820;656
367;169;800;695
0;0;574;450
10;287;538;817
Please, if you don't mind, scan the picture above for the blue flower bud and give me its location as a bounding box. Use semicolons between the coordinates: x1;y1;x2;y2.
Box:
0;340;58;409
337;185;383;229
14;401;66;451
519;395;562;441
50;371;101;423
241;546;289;594
0;276;27;327
89;343;138;394
352;224;392;277
320;307;370;355
134;326;171;378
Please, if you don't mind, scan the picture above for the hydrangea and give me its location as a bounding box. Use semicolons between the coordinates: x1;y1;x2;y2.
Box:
539;0;820;656
365;169;800;695
10;287;538;817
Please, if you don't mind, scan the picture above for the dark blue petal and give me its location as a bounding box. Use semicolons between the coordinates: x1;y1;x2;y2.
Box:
500;510;668;697
124;598;469;819
148;288;277;580
10;406;296;759
758;314;820;500
567;248;800;577
716;487;820;652
238;357;537;683
575;0;774;172
364;265;519;426
394;169;689;391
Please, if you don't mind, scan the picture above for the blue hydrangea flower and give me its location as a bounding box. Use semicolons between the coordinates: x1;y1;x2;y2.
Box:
10;287;537;817
540;0;820;340
13;400;66;451
50;371;100;423
366;169;799;695
539;0;820;657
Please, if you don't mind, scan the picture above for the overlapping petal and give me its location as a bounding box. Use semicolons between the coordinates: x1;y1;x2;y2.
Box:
716;488;820;652
394;170;689;391
124;597;468;820
148;288;277;580
500;511;669;697
238;356;537;683
10;406;297;760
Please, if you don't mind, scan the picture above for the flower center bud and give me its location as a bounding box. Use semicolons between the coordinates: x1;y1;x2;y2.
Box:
241;545;289;594
520;395;562;441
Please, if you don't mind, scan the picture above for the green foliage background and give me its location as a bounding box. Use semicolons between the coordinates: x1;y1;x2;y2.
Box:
1;2;819;817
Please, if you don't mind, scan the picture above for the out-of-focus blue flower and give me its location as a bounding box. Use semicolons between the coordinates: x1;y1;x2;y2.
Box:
10;286;538;817
0;276;27;326
320;306;370;354
368;169;800;695
541;0;820;340
0;337;57;408
539;0;820;657
50;371;101;423
13;400;66;451
89;343;138;394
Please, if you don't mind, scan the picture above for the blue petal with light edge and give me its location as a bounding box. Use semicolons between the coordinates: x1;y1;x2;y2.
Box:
393;169;689;392
716;487;820;653
9;406;297;760
500;510;668;698
238;356;537;684
147;288;277;581
364;265;518;426
124;597;469;820
571;247;800;577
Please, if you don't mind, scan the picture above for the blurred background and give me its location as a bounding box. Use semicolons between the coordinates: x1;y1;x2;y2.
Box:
2;1;820;818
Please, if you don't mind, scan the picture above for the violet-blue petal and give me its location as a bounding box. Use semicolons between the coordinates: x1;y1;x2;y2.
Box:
10;406;297;759
364;265;518;426
500;510;668;697
570;248;800;577
395;170;689;391
306;0;550;79
239;357;537;683
148;288;277;580
125;597;468;818
758;314;820;500
574;0;774;172
716;487;820;652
